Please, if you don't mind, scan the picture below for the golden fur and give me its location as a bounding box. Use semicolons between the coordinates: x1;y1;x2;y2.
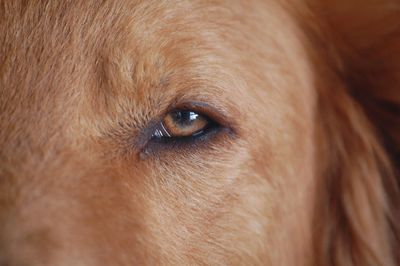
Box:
0;0;399;265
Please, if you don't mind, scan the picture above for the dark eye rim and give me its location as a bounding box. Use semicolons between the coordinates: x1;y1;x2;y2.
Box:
137;101;237;157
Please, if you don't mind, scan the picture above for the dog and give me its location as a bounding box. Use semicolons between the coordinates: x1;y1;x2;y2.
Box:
0;0;399;265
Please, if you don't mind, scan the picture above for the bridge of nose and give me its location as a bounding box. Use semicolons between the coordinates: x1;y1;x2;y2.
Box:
0;150;92;264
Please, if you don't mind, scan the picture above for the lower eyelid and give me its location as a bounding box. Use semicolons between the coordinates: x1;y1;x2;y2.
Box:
141;125;224;159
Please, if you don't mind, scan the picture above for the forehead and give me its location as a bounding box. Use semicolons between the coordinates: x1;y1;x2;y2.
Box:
0;0;310;152
0;2;232;120
0;2;207;143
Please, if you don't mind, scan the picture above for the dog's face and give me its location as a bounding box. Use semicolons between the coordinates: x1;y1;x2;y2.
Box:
1;1;399;266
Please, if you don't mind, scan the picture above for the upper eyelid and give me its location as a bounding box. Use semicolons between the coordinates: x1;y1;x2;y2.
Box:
164;101;236;130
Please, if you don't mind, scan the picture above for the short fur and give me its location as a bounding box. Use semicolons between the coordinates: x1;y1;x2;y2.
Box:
0;1;399;265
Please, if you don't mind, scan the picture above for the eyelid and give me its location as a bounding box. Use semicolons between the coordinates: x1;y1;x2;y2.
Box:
135;100;238;153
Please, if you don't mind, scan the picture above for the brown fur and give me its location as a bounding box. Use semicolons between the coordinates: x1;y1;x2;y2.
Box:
0;0;399;265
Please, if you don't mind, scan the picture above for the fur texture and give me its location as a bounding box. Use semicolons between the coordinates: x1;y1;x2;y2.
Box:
0;0;399;265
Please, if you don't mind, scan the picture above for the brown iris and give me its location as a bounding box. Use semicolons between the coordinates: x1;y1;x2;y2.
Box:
154;110;210;138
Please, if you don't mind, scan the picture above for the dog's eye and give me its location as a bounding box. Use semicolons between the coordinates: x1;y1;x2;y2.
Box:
141;104;235;157
152;110;214;139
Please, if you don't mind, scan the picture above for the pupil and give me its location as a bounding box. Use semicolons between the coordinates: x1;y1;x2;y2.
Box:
173;111;198;126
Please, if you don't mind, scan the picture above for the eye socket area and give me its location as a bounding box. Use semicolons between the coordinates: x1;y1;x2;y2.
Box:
152;110;216;139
